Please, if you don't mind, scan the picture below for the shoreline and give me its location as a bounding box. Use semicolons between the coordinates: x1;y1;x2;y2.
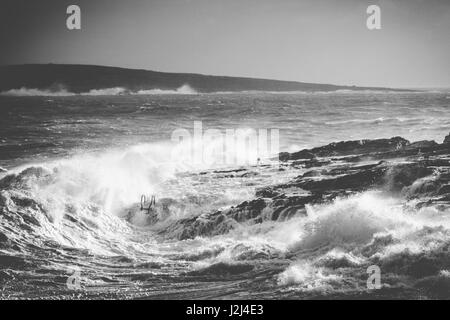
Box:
156;132;450;240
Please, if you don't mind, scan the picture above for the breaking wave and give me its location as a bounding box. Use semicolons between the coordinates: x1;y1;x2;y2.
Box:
1;148;449;297
0;143;179;257
0;87;76;97
1;86;423;97
1;139;449;297
135;84;197;95
0;84;198;97
274;192;450;294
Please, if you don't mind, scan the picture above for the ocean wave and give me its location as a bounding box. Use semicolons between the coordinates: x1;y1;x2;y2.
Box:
0;142;186;258
81;87;126;95
273;191;450;291
277;261;343;290
1;86;427;97
1;133;449;297
0;87;76;97
0;84;198;97
135;84;197;95
0;134;269;255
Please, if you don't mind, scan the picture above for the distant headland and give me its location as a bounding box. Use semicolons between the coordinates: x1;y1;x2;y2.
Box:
0;64;412;94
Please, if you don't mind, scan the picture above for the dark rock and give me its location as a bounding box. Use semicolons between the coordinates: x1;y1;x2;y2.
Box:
159;133;450;241
438;184;450;195
269;195;315;221
0;254;30;268
297;166;387;192
281;136;410;161
289;150;316;160
162;198;270;240
383;164;434;192
325;161;383;176
301;170;323;177
444;133;450;144
403;140;438;150
278;152;290;162
0;231;8;243
255;187;281;198
308;136;410;157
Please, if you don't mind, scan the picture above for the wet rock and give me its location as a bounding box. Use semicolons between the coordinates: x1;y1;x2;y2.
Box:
383;163;435;192
290;158;331;169
438;184;450;195
278;152;291;162
162;198;270;240
0;254;30;268
301;170;323;177
268;195;315;221
444;133;450;144
255;187;281;198
0;231;8;243
288;150;316;160
297;165;387;193
325;161;384;176
161;133;450;241
403;140;438;150
281;136;410;161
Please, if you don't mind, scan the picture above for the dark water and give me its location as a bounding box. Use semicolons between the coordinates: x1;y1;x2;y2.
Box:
0;91;449;299
1;91;449;168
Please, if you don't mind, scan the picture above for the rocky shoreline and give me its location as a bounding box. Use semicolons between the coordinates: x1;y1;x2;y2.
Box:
159;132;450;240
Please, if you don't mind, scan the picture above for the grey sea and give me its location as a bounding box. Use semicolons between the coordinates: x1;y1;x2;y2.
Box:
0;90;449;299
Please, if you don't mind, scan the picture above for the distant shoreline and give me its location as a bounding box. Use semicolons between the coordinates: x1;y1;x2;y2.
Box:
0;64;414;94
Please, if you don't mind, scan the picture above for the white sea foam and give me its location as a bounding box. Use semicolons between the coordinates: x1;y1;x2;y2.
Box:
0;84;198;96
0;87;76;97
81;87;127;95
272;191;450;287
135;84;197;95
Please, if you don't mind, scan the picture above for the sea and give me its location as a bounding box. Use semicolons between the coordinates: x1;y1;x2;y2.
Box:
0;89;449;299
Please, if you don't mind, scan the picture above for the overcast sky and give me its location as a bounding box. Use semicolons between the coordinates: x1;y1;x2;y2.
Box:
1;0;449;88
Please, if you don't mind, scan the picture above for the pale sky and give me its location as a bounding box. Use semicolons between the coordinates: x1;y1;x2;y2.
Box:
1;0;449;88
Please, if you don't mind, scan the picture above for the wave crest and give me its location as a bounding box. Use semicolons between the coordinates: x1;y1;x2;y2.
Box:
0;84;198;96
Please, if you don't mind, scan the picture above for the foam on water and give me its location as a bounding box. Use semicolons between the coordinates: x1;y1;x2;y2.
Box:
0;84;198;97
274;192;450;291
0;91;449;298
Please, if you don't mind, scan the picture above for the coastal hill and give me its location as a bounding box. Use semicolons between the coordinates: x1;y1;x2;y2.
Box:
0;64;407;93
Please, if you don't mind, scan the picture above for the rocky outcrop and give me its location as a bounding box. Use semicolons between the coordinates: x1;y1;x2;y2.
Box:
280;137;410;161
160;198;269;240
159;133;450;240
444;132;450;144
